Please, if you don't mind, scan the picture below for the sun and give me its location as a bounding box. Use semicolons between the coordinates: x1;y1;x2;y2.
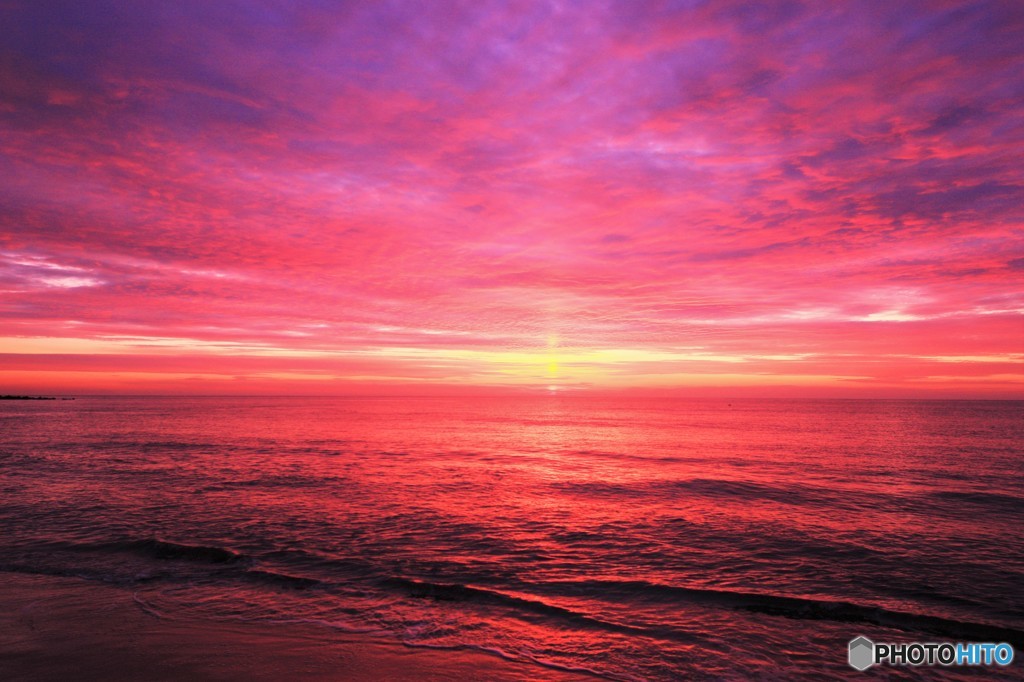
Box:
545;333;560;385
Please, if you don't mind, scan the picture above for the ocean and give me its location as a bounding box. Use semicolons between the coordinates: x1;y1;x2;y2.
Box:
1;396;1021;679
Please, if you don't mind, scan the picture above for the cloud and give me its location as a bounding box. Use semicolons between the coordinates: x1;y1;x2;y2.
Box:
0;0;1021;395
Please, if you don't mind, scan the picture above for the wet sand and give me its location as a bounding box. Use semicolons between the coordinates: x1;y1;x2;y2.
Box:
0;574;594;681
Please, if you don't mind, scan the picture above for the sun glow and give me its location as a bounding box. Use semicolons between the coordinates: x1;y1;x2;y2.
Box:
546;333;561;387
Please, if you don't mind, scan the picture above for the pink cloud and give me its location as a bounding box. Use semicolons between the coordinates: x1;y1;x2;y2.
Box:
0;1;1021;395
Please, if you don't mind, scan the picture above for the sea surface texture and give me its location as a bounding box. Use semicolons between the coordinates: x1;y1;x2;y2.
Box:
1;396;1021;679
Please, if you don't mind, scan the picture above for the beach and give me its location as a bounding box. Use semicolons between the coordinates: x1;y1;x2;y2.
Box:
0;573;590;681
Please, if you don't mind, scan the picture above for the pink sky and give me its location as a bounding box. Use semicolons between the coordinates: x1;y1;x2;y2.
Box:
1;1;1022;396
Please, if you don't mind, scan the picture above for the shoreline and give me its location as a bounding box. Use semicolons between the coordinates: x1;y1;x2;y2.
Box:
0;573;596;681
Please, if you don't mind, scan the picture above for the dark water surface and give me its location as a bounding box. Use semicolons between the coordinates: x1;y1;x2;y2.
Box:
1;396;1021;679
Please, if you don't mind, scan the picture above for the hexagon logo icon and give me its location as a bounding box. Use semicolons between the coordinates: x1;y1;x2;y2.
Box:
848;636;875;671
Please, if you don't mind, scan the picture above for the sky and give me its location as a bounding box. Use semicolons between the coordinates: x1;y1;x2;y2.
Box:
0;0;1022;397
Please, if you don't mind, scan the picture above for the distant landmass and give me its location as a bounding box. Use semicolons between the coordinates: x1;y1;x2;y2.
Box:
0;395;72;400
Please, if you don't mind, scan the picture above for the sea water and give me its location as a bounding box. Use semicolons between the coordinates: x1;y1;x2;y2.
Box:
1;396;1021;679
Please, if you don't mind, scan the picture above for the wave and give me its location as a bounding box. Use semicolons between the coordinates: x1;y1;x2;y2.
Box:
196;473;343;492
0;554;324;595
541;578;1024;647
0;562;165;585
94;439;217;453
0;538;254;585
382;576;1024;648
928;490;1024;515
58;538;336;589
8;537;1021;649
101;539;251;565
557;478;1024;521
555;477;858;510
380;577;709;644
239;568;323;590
